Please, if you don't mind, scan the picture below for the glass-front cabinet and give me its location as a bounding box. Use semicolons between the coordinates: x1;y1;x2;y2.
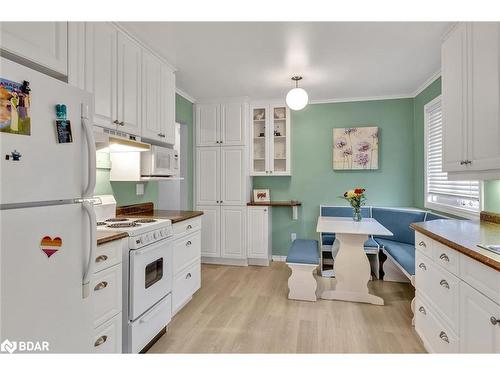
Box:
250;104;291;176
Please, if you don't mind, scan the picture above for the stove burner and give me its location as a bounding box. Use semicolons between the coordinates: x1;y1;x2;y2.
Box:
133;219;157;223
107;222;141;228
105;218;128;222
96;222;107;226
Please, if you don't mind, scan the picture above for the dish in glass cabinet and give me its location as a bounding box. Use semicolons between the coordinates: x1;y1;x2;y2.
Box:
274;107;286;119
254;109;265;120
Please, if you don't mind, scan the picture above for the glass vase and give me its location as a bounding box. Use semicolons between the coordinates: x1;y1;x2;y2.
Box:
353;207;362;222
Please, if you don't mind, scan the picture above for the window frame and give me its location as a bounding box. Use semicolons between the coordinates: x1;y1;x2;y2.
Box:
423;95;483;219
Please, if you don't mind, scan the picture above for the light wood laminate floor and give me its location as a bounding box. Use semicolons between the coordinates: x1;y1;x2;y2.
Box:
148;262;425;353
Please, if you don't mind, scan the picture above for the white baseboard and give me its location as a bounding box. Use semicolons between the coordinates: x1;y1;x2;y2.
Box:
248;258;270;266
272;255;287;262
201;256;248;267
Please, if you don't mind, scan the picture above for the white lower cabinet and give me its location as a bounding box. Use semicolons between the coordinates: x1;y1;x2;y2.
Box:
91;237;126;353
172;218;202;316
221;206;247;259
247;206;272;265
197;206;221;258
459;282;500;353
415;233;500;353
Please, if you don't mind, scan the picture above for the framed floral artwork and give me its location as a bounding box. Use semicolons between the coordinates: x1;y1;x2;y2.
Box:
333;126;379;170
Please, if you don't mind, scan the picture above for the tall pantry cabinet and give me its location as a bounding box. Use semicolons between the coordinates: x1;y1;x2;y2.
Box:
195;101;250;265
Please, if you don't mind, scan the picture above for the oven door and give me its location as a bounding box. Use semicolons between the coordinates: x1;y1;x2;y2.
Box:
151;146;175;176
129;238;173;321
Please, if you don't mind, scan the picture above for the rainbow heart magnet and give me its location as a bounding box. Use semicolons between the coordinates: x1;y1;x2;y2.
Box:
40;236;62;258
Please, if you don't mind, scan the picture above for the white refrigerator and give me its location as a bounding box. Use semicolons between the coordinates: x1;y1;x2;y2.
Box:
0;58;97;353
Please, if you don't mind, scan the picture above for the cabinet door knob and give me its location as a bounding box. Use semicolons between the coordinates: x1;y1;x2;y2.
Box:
94;281;108;291
418;263;426;271
418;241;426;248
94;335;108;347
119;121;124;126
186;241;192;247
460;160;466;165
439;253;450;262
439;331;449;343
186;272;192;279
466;160;472;165
440;279;450;289
490;316;500;325
113;120;119;125
418;306;426;315
186;224;193;230
95;255;108;263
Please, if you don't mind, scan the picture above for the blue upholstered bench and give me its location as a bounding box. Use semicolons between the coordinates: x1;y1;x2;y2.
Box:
286;239;320;301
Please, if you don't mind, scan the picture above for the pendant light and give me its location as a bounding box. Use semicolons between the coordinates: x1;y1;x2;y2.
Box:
286;76;309;111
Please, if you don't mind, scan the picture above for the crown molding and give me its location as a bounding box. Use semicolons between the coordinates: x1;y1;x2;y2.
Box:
308;93;413;105
176;88;196;103
411;69;441;97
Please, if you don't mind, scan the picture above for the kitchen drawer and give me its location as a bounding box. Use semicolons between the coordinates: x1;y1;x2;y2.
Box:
460;254;500;304
92;263;122;328
415;249;432;292
415;232;434;259
94;239;123;273
93;313;122;353
173;260;201;314
415;294;459;353
173;217;201;237
433;240;460;276
129;294;172;353
173;231;201;273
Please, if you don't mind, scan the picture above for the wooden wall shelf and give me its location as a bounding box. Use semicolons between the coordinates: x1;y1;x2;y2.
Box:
247;201;302;220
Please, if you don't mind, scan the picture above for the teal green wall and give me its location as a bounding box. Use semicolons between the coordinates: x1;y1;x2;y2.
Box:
253;99;415;256
176;93;194;209
94;93;193;208
485;180;500;213
413;78;442;209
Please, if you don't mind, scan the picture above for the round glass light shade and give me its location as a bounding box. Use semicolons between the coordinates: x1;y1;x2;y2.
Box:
286;87;309;110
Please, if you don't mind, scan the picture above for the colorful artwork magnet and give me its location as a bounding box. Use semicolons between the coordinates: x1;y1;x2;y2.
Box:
0;78;32;136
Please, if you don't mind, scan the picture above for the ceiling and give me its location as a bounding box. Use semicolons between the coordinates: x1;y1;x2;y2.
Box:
120;22;451;102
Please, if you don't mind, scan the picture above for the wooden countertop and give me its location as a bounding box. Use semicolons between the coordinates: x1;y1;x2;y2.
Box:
97;231;128;246
119;210;204;224
247;200;302;207
411;219;500;271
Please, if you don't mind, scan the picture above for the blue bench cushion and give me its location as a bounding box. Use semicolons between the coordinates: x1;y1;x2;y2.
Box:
372;208;425;245
321;206;371;218
425;212;448;221
375;238;415;275
321;233;379;249
286;239;319;265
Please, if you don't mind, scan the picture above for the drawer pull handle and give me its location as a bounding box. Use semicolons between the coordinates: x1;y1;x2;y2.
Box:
439;253;450;262
186;241;192;247
418;263;426;271
94;281;108;291
94;335;108;347
491;317;500;325
439;279;450;289
186;225;193;230
439;331;449;343
186;272;192;279
95;255;108;263
418;306;426;315
418;241;426;248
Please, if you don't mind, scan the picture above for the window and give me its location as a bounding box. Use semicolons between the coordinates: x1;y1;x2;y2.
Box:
424;96;481;218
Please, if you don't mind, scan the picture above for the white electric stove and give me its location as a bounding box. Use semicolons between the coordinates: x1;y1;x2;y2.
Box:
93;195;174;353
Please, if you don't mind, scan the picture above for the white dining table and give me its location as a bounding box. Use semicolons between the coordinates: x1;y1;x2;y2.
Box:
316;216;393;305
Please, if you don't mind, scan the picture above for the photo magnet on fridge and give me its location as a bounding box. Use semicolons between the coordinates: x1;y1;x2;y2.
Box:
55;120;73;143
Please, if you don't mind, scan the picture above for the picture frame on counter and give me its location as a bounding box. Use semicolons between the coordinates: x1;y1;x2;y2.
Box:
253;189;270;203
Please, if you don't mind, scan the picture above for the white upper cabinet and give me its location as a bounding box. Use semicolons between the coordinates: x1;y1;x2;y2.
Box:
467;23;500;172
221;103;246;146
141;50;163;141
0;22;68;77
196;102;246;146
85;23;117;129
196;104;220;146
117;32;142;135
162;65;176;145
250;104;291;176
442;22;500;178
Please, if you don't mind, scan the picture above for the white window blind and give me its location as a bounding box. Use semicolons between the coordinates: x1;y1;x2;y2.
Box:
425;97;480;216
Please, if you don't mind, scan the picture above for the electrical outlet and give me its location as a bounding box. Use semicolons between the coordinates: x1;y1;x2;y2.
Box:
291;233;297;242
136;183;144;196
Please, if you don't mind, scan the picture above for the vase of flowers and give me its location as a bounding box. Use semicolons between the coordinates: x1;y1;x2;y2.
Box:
340;188;366;221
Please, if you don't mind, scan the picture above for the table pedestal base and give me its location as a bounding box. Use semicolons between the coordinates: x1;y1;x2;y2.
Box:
320;232;384;306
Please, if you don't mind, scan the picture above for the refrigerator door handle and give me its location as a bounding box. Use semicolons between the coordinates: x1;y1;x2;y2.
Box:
82;104;96;198
82;200;97;298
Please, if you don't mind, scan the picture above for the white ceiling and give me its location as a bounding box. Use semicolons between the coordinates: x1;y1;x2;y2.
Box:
119;22;451;102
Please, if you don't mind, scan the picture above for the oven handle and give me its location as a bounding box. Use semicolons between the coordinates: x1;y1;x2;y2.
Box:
139;302;165;324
